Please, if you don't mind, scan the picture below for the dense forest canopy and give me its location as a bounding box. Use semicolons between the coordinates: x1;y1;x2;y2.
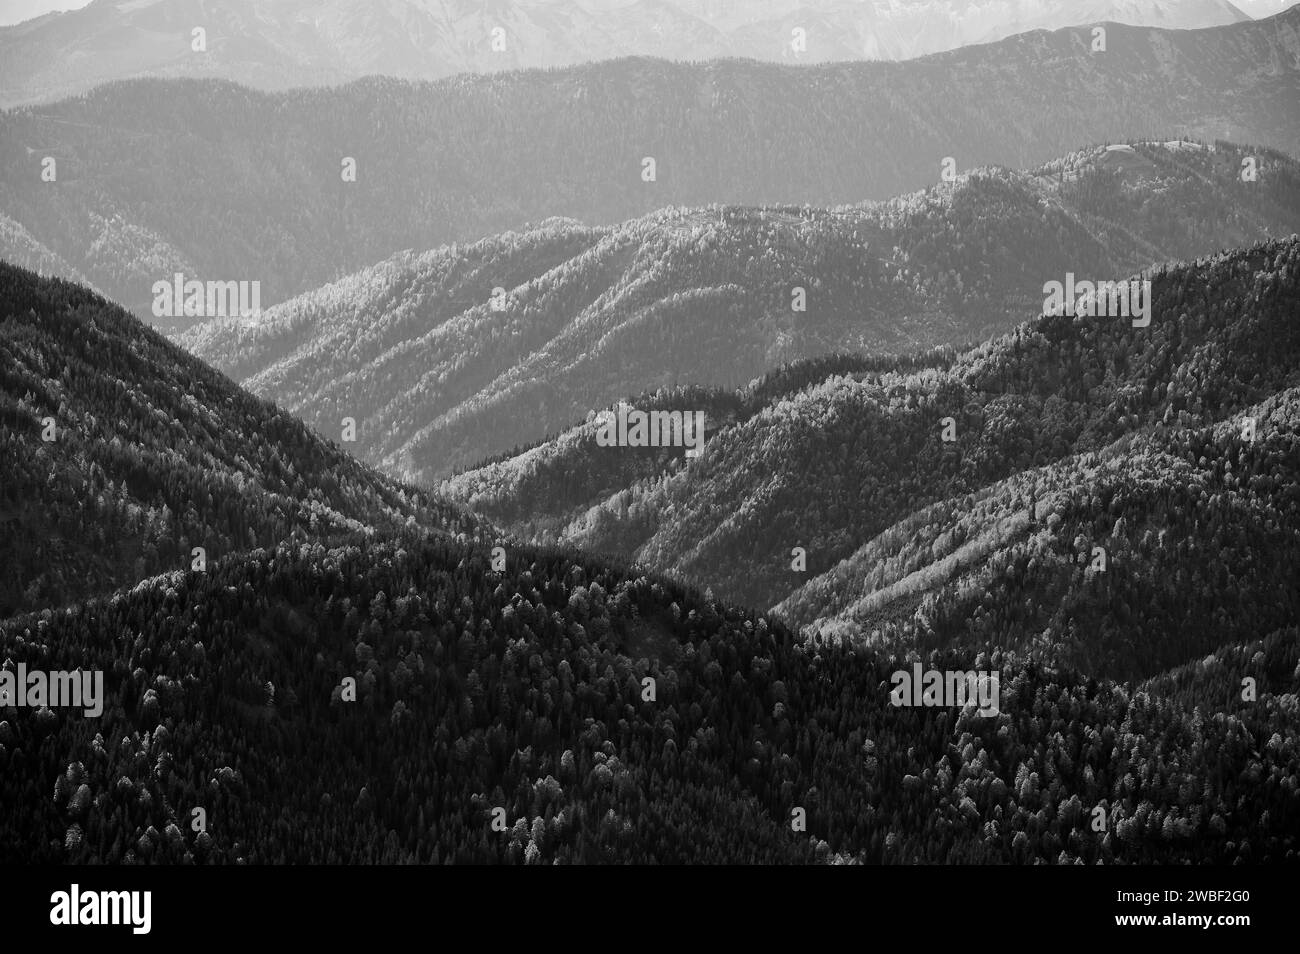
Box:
0;264;482;618
2;530;1295;864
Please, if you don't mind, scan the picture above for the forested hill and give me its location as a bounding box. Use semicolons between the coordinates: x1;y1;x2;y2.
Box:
186;141;1300;482
775;385;1300;683
445;237;1300;624
0;263;481;618
2;8;1299;327
1;528;1295;864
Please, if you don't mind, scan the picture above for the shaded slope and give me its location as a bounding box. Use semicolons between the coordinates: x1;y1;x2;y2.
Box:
0;263;480;617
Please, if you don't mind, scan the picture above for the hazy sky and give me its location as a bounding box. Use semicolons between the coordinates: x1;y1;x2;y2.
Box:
0;0;92;27
2;0;1298;28
1237;0;1300;13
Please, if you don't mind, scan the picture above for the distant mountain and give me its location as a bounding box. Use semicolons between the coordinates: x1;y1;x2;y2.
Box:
444;236;1300;644
721;0;1253;61
183;141;1300;481
2;11;1299;330
0;262;480;618
0;0;1255;106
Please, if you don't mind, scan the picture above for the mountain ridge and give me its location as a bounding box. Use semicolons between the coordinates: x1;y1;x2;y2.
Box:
443;235;1300;630
183;141;1300;482
2;11;1299;330
0;0;1263;106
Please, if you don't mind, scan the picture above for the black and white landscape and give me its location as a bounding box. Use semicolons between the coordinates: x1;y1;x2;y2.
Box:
1;0;1298;874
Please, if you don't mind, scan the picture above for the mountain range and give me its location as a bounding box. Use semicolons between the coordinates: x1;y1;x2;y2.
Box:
2;0;1298;872
0;0;1262;106
1;243;1296;863
182;140;1300;482
443;234;1300;650
2;10;1299;330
